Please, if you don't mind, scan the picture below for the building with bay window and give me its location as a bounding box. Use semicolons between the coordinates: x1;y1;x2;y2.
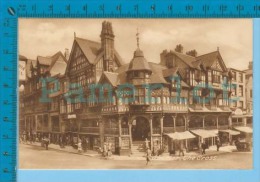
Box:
22;21;253;155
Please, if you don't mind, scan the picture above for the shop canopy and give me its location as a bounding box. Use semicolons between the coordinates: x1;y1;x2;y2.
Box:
234;126;253;134
190;129;217;138
219;129;240;135
165;131;196;140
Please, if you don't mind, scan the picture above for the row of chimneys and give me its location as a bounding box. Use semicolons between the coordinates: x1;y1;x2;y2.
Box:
175;44;198;57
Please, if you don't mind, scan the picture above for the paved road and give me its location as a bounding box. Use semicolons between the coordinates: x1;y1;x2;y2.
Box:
19;144;252;169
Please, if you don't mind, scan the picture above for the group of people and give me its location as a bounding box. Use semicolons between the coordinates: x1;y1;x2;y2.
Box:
76;137;88;153
201;137;222;155
100;143;113;158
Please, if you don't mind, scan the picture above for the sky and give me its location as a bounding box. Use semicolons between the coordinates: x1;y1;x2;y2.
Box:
19;19;252;70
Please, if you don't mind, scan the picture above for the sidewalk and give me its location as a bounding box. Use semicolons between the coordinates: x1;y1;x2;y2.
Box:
21;142;242;161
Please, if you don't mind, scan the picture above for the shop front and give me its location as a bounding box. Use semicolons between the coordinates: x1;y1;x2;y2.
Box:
164;131;196;154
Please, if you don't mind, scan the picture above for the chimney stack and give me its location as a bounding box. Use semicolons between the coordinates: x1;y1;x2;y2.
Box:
248;61;253;70
175;44;183;53
100;21;115;72
186;50;198;57
64;48;70;60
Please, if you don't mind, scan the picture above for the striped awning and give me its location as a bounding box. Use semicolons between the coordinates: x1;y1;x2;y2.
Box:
165;131;196;140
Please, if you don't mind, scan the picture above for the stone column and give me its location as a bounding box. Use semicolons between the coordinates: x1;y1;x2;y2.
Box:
99;117;104;148
118;117;122;153
173;115;176;132
242;117;247;126
184;115;187;130
160;116;164;149
202;116;205;129
216;116;219;129
149;116;153;150
128;120;132;151
228;116;232;128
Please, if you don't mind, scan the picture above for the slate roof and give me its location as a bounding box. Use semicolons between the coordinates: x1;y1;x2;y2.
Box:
172;51;196;67
103;72;119;87
127;48;152;72
74;37;124;66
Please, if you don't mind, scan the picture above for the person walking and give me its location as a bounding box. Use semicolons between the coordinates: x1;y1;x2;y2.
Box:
103;143;107;158
146;148;151;165
78;139;82;153
179;141;185;156
82;138;87;152
43;136;49;150
216;137;221;152
201;141;206;155
144;138;149;150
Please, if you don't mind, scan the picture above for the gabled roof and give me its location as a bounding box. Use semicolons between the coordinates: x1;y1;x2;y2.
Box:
149;63;168;84
195;51;227;71
102;72;119;87
19;55;27;61
162;67;179;78
75;37;101;64
74;37;124;65
47;51;67;76
172;51;196;67
36;51;67;75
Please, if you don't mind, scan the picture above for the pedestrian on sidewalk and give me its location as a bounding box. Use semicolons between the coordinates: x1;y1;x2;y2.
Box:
216;137;221;152
43;136;50;150
201;141;206;155
78;139;82;153
179;141;185;156
144;138;149;150
82;138;87;152
146;148;151;165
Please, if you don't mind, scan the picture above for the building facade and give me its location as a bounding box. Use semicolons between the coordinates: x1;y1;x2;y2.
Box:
21;21;253;155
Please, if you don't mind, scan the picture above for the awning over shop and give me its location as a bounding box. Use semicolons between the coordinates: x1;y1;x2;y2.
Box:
190;129;217;138
165;131;196;140
234;126;253;134
219;129;240;135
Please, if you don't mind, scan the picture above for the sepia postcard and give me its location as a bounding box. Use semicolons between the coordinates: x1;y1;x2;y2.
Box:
18;19;253;169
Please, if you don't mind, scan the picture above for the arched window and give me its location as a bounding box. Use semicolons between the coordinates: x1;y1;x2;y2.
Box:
157;97;161;104
163;116;174;127
189;116;203;128
176;116;185;126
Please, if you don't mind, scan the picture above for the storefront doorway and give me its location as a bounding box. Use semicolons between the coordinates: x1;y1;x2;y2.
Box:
131;116;150;141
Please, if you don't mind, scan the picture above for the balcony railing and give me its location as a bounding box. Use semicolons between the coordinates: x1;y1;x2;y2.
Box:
218;125;229;130
246;123;252;128
188;126;204;130
80;127;99;134
152;128;161;134
175;126;186;132
36;126;49;132
105;128;119;135
192;104;203;110
102;105;129;113
163;127;174;133
52;127;60;132
121;128;129;135
207;105;217;110
232;122;245;127
205;125;218;130
219;105;230;111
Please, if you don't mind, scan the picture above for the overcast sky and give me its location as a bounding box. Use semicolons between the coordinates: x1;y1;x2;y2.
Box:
19;19;252;70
